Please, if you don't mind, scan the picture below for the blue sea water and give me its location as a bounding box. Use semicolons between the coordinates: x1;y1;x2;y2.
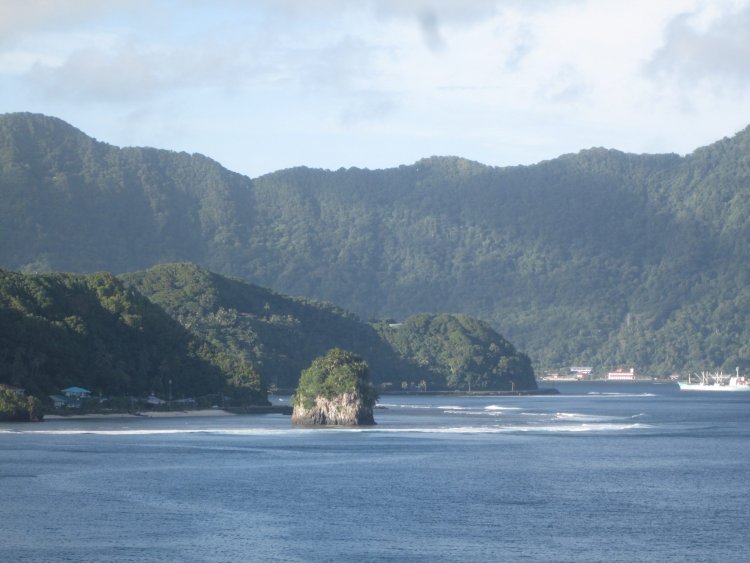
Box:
1;382;749;562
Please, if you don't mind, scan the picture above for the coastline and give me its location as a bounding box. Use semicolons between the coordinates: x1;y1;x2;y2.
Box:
45;405;292;420
44;409;234;420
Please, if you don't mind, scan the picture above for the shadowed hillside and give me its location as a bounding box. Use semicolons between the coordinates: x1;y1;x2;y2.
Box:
0;269;265;404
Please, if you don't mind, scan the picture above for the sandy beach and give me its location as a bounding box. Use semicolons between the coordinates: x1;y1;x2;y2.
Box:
45;408;235;420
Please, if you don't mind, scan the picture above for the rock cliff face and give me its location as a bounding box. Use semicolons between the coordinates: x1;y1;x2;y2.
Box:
291;391;375;426
291;348;378;426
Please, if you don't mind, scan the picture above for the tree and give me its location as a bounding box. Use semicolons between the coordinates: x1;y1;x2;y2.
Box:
292;348;378;412
0;388;43;422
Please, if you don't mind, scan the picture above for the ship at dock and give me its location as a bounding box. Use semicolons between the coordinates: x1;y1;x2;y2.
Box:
678;368;750;392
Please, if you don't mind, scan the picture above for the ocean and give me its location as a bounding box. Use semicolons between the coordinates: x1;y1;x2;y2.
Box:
1;382;748;562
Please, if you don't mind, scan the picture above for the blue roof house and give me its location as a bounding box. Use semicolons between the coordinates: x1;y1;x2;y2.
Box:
61;386;91;398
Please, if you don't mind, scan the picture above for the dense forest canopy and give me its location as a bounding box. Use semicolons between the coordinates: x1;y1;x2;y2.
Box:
2;112;750;375
375;313;536;391
121;263;426;390
0;268;265;404
292;348;378;411
0;264;535;400
121;263;534;391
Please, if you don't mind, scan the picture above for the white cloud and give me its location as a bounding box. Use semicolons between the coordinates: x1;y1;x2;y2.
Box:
0;0;141;40
2;0;750;176
646;4;750;90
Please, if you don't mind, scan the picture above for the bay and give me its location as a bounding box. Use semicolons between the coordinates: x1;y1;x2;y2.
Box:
1;382;749;562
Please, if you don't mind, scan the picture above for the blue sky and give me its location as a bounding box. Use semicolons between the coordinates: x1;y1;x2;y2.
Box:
2;0;750;178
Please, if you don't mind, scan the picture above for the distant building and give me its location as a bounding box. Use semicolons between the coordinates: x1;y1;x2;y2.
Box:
61;386;91;398
542;372;578;381
607;368;636;381
49;394;73;409
570;366;593;379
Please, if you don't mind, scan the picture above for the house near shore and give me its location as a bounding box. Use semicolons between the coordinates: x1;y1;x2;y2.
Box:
607;368;636;381
62;386;91;398
49;394;75;408
54;386;93;408
568;366;592;380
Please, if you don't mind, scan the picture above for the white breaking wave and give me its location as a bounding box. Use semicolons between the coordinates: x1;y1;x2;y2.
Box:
0;421;652;436
586;392;656;397
336;423;651;434
507;422;650;433
376;403;436;409
554;412;626;422
484;405;522;411
442;409;504;416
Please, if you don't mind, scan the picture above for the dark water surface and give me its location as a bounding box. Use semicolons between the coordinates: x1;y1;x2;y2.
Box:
2;382;749;562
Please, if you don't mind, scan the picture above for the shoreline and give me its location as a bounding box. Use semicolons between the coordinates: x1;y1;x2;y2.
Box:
45;405;292;420
44;409;234;420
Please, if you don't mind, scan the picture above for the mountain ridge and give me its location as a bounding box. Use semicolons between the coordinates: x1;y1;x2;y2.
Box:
2;112;749;375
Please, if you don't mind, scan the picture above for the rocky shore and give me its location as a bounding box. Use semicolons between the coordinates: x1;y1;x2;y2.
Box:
291;392;374;426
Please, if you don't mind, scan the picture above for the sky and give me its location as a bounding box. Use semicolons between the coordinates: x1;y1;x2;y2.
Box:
2;0;750;178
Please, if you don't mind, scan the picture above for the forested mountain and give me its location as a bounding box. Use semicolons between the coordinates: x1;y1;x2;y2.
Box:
2;112;750;375
120;263;532;391
0;263;534;399
375;314;536;391
0;269;266;403
120;263;430;390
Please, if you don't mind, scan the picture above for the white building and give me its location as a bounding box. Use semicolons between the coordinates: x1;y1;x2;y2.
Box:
607;368;636;381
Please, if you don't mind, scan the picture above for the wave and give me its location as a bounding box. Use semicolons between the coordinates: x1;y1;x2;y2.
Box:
442;410;510;417
376;403;526;411
376;403;437;409
440;404;523;416
341;422;651;434
0;420;652;437
555;412;625;422
508;422;650;433
586;392;656;397
554;412;650;423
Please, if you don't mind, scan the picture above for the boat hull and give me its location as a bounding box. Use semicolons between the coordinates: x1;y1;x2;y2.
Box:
678;382;750;392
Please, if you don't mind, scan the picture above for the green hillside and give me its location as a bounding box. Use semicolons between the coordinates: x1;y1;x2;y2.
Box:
0;269;266;404
0;264;535;404
0;112;253;274
120;263;426;390
120;263;533;391
375;314;536;391
2;112;750;374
